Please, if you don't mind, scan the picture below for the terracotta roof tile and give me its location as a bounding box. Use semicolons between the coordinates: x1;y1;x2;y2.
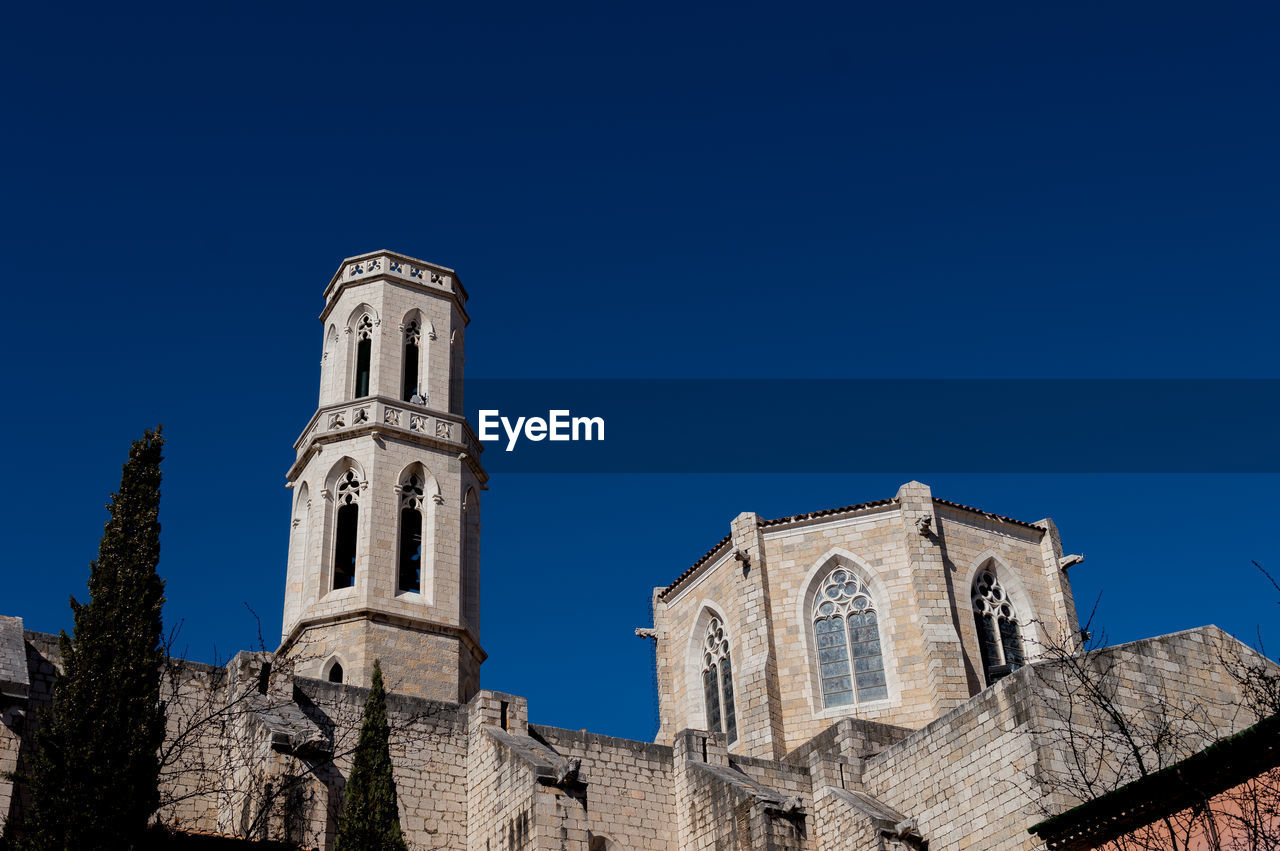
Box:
758;497;899;528
931;497;1045;531
659;494;1043;600
659;498;900;600
658;534;732;600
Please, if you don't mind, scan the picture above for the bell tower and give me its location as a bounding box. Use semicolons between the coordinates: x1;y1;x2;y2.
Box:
278;250;486;702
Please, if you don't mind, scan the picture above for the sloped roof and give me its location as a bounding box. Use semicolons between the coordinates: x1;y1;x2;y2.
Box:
1029;711;1280;849
659;494;1042;600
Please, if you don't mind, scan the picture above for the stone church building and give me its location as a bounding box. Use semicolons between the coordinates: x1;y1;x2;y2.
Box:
1;250;1275;849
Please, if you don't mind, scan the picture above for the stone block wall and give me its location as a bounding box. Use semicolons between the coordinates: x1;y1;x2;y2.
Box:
655;482;1075;759
860;625;1268;850
300;677;470;849
5;621;1268;850
531;726;676;849
0;630;57;835
284;614;478;703
466;692;541;850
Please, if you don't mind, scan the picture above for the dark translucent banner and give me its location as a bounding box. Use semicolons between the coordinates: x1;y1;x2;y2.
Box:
463;379;1280;473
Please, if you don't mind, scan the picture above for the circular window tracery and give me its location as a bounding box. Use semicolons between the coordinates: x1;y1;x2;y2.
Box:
355;314;374;340
811;568;887;707
700;614;737;744
972;566;1025;685
335;470;363;505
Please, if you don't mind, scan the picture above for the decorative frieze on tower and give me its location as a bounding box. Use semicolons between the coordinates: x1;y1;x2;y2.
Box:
278;250;486;702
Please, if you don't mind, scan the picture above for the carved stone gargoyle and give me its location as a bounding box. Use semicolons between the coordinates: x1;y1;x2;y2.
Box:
556;757;582;787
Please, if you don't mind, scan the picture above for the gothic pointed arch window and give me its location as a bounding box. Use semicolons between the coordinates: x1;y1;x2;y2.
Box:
973;566;1025;685
461;487;480;631
701;614;737;744
353;314;374;398
286;482;310;601
402;318;421;402
322;324;339;402
812;568;887;707
332;469;362;589
325;658;344;684
397;471;425;593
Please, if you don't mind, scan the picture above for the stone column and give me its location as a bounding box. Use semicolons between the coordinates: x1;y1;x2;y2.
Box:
896;482;969;718
729;512;787;760
1037;518;1082;652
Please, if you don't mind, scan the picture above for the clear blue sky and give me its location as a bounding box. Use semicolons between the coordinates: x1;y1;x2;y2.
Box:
2;2;1277;741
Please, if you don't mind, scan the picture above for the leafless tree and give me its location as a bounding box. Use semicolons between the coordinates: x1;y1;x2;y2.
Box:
147;613;446;849
1020;577;1280;851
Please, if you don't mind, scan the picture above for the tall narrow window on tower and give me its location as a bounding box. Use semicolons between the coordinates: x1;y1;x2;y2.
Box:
402;319;421;402
461;487;481;631
332;470;362;589
354;314;373;398
398;472;425;593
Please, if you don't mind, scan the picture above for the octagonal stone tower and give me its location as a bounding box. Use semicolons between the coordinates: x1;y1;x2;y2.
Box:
277;250;486;702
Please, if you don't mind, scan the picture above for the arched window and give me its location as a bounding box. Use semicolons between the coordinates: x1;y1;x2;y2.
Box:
353;314;373;398
322;325;339;402
402;319;421;402
812;569;887;707
397;472;425;593
973;566;1024;685
701;615;737;744
332;470;362;589
327;660;344;683
461;487;480;631
449;327;464;415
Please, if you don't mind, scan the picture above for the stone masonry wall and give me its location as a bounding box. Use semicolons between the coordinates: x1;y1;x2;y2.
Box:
467;692;541;851
295;677;470;850
860;626;1266;851
657;483;1074;759
934;503;1078;693
0;632;57;835
531;726;676;849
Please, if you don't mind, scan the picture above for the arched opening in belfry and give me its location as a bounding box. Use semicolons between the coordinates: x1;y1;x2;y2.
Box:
332;469;362;589
402;318;421;402
353;313;373;398
398;471;426;594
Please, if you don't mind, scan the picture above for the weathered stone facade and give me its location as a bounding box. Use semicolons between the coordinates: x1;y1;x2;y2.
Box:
1;251;1272;849
279;250;486;702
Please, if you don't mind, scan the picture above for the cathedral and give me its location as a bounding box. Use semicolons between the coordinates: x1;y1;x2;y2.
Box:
1;250;1276;850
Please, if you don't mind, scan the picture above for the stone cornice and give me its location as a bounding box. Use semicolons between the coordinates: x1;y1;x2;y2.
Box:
288;395;488;485
277;608;487;664
319;250;470;326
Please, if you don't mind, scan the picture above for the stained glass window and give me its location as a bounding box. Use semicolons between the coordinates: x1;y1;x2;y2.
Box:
812;569;888;707
973;566;1025;685
701;615;737;743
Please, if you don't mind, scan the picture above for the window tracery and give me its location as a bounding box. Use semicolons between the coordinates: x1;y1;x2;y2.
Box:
332;470;362;589
398;473;425;593
701;615;737;743
973;566;1024;685
403;319;421;402
812;569;887;707
354;314;373;398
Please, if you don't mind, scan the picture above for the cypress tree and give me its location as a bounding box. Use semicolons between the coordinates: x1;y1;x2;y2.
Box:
335;660;407;851
16;428;167;850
